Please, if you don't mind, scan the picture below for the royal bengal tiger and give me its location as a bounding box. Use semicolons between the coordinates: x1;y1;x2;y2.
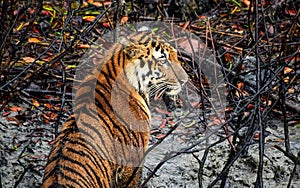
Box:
42;32;189;188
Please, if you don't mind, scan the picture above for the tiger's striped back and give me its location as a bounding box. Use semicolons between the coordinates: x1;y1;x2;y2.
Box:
42;32;188;188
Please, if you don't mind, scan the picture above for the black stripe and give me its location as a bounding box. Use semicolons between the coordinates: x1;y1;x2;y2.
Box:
54;182;76;188
74;105;99;124
66;147;105;186
101;71;114;89
117;48;123;68
58;164;90;187
94;88;131;141
44;159;87;188
69;136;112;180
112;48;121;74
96;79;110;94
99;83;142;147
79;121;112;161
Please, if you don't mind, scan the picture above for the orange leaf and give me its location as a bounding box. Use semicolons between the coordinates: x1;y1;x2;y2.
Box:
121;16;128;25
28;37;41;43
32;98;40;107
42;114;49;120
33;27;39;33
225;53;232;62
83;16;96;22
284;67;293;74
92;2;102;7
44;103;52;109
276;139;285;143
23;57;35;63
49;112;57;120
237;82;244;90
243;0;251;7
6;117;19;125
9;106;23;112
288;88;294;93
77;44;90;49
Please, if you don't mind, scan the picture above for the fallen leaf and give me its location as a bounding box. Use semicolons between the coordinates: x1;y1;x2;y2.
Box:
102;22;110;28
42;114;49;120
288;88;294;93
155;107;171;115
121;16;128;25
2;112;11;117
276;139;285;142
49;139;56;145
28;37;41;43
159;119;167;129
243;0;250;7
285;9;297;16
284;67;293;74
23;57;35;63
44;103;52;109
6;117;20;125
247;104;254;110
32;98;40;107
9;106;23;112
155;134;166;139
83;16;96;22
253;132;260;140
77;44;90;49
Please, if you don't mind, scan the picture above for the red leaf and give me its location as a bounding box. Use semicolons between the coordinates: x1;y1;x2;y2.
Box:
102;22;110;28
159;119;167;129
155;134;166;139
2;111;11;117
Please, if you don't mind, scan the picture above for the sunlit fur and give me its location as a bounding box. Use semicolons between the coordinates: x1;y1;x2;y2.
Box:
42;32;188;188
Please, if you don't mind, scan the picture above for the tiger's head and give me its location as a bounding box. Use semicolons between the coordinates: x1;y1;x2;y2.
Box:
123;39;188;101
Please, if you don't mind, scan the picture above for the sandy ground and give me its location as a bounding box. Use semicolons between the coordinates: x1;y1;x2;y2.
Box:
0;102;299;188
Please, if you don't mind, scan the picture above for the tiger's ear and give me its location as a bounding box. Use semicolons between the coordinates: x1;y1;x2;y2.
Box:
123;44;147;59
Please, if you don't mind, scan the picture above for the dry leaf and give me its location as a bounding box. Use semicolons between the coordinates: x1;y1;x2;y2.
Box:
288;88;295;93
121;16;128;25
32;98;40;107
155;134;166;139
284;67;293;74
102;22;110;28
77;44;90;49
2;112;11;117
9;106;23;112
243;0;251;7
6;117;20;125
28;37;41;43
83;16;96;22
247;104;254;110
44;103;52;109
23;57;35;63
159;119;167;129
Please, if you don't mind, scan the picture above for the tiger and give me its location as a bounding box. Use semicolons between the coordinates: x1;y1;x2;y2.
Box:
41;32;189;188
